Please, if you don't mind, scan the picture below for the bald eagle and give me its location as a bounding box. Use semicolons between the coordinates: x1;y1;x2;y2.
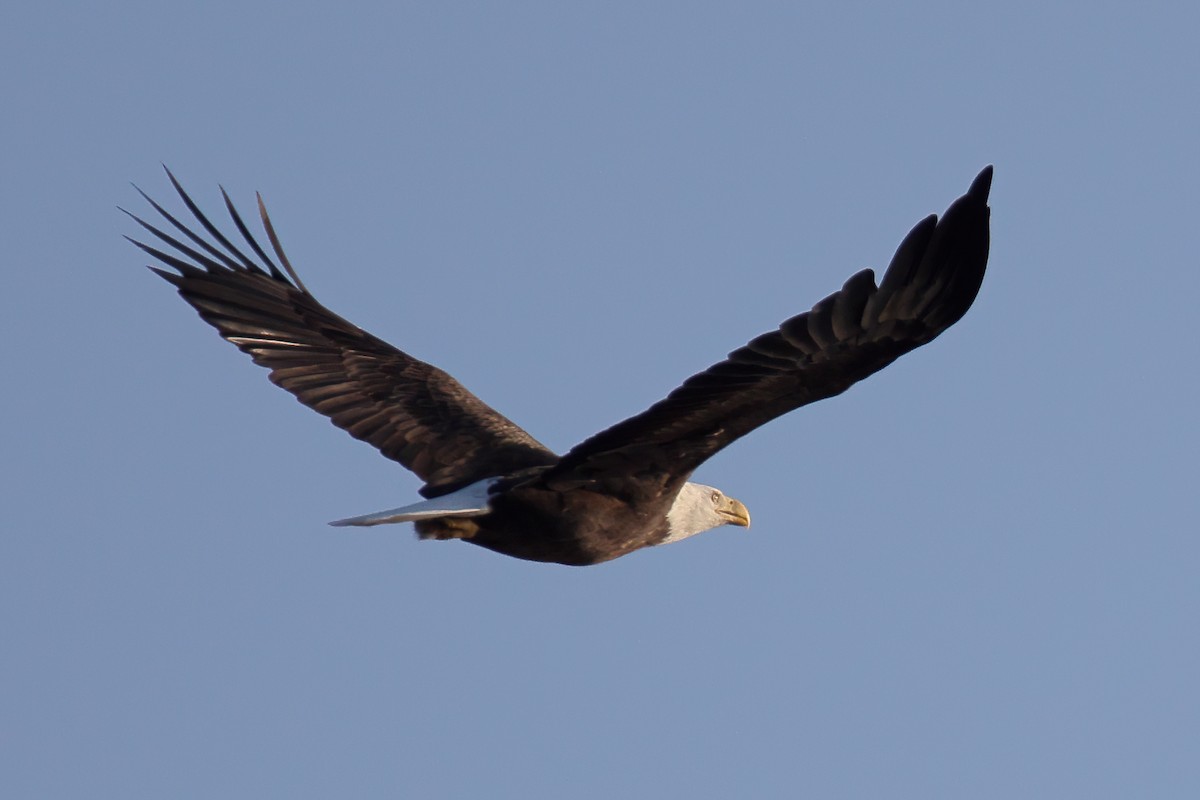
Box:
128;166;991;566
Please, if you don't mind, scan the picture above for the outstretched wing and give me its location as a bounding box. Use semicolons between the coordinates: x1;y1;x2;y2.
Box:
127;169;558;497
550;167;992;484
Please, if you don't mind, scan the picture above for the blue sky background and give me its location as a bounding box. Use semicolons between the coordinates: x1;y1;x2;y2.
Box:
3;2;1197;797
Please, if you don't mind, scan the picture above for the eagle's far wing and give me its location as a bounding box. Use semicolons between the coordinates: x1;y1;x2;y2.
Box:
550;167;992;484
128;169;558;497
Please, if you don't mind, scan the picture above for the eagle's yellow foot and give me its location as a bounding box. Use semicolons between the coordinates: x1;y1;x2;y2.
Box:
415;517;480;541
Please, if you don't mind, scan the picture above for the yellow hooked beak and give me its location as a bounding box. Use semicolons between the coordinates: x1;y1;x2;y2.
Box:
718;496;751;528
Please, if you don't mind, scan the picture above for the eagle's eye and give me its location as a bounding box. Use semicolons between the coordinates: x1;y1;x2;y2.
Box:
711;491;721;503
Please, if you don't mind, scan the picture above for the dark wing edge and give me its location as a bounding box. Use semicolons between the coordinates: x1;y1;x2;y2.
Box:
550;166;993;483
126;167;558;496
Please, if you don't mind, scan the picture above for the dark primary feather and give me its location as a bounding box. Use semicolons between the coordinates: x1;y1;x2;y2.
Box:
549;166;992;484
128;168;557;497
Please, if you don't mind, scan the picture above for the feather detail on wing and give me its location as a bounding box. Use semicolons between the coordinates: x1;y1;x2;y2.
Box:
127;168;558;497
549;167;993;483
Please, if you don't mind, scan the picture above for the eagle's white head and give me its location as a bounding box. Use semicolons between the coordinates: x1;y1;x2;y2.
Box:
661;482;751;545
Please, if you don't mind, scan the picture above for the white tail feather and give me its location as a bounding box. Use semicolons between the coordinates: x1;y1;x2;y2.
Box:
328;477;497;528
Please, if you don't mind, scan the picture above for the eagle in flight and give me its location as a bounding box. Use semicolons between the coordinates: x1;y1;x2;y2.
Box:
128;166;991;565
